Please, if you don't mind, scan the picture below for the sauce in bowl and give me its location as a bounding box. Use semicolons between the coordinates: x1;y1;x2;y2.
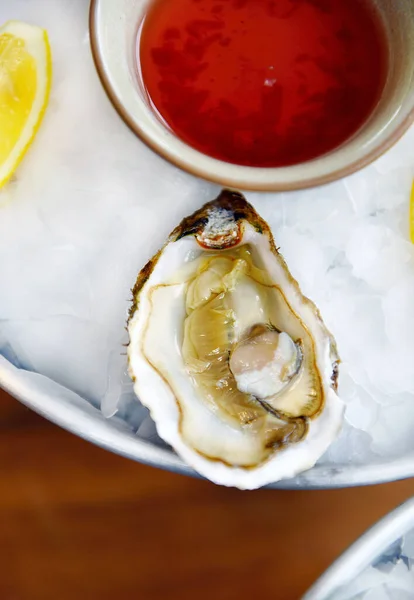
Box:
138;0;388;167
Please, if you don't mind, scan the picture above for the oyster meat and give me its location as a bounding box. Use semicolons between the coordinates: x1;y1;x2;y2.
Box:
128;190;343;489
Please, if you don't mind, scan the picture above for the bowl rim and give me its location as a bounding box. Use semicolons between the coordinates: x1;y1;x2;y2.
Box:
303;496;414;599
3;354;414;491
89;0;414;192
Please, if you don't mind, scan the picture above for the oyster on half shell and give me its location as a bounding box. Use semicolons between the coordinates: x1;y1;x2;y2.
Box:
128;191;343;489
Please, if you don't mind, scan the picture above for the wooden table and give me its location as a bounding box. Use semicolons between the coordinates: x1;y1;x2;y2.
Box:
2;388;413;600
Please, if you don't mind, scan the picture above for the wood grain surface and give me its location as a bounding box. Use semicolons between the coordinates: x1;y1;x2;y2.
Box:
1;388;414;600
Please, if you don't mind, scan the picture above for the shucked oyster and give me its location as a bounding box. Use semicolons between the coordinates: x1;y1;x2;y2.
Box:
128;191;343;489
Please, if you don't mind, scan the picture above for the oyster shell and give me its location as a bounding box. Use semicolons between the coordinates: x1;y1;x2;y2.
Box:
128;190;343;489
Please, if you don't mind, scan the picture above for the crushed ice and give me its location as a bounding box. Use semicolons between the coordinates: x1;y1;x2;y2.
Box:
330;528;414;600
1;1;414;467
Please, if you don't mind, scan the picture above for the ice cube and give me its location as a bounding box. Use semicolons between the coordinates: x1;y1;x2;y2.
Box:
116;395;149;433
331;566;389;600
319;422;375;466
345;390;379;432
374;539;403;573
136;414;167;448
370;401;414;457
383;277;414;349
101;347;131;418
346;225;414;292
344;167;378;218
402;528;414;560
276;228;329;294
0;317;112;406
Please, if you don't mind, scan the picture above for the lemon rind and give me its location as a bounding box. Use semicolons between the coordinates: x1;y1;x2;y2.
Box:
0;20;52;188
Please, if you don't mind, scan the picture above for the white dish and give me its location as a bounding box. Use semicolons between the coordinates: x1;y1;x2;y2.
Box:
90;0;414;191
2;0;414;489
304;496;414;599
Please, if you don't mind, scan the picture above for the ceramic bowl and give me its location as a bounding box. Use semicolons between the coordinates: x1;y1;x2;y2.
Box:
90;0;414;191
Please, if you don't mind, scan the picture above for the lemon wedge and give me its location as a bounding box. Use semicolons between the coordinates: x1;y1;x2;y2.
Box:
0;20;51;188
